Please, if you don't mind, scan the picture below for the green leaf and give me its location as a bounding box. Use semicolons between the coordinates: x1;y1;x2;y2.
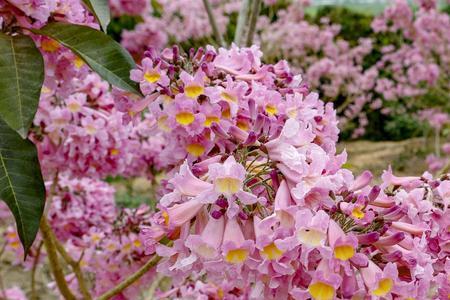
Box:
82;0;111;32
34;22;141;96
0;118;45;253
0;33;44;138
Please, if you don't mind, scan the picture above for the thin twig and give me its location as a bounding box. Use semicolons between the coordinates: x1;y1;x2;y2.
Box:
31;241;44;300
439;160;450;175
96;254;163;300
0;265;7;299
245;0;262;47
0;241;6;259
234;0;251;45
202;0;225;47
40;218;77;300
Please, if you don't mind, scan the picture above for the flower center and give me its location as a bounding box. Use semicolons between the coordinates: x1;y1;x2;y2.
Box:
162;211;169;226
261;242;283;260
41;39;60;52
215;177;241;195
334;245;355;261
372;278;393;297
352;206;365;219
67;102;81;113
308;282;335;300
221;108;231;119
265;104;278;116
158;116;171;132
85;124;97;135
237;120;249;131
204;116;220;127
225;248;248;264
297;228;325;247
10;241;20;249
176;112;195;126
185;85;204;98
196;244;216;259
74;56;84;69
144;71;161;83
186;143;205;157
110;149;120;156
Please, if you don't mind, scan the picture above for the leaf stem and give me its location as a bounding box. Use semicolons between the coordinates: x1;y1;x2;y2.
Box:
202;0;225;47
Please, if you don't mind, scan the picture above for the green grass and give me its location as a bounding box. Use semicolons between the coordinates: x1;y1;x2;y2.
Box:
305;0;448;16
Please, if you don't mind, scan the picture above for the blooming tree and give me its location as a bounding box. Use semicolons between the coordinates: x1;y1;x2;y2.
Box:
0;0;449;299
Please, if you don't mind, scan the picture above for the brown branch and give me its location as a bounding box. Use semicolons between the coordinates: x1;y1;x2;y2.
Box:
43;218;92;300
40;218;77;300
202;0;225;47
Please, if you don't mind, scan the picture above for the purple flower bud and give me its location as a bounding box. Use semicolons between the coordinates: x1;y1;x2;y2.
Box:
168;65;176;79
368;185;381;201
356;232;380;245
381;250;402;262
427;236;440;253
201;62;209;75
216;197;228;209
329;205;338;214
375;232;405;246
189;48;195;58
211;210;223;219
243;132;258;146
153;57;161;67
172;45;179;63
350;170;373;191
253;114;266;133
429;180;439;188
211;123;230;139
270;170;280;190
194;47;204;60
379;223;390;235
229;125;248;143
383;206;407;221
238;211;249;220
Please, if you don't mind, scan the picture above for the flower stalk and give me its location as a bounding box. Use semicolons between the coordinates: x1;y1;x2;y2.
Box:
202;0;225;47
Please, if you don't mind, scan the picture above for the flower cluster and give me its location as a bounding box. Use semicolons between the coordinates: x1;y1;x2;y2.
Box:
62;202;154;299
33;70;158;179
258;0;450;137
1;175;156;299
0;0;96;30
118;44;338;170
114;46;450;299
118;0;239;60
0;0;164;296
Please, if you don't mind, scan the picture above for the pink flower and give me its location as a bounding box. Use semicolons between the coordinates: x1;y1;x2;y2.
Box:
221;217;254;264
180;70;206;99
360;261;399;298
185;215;225;259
